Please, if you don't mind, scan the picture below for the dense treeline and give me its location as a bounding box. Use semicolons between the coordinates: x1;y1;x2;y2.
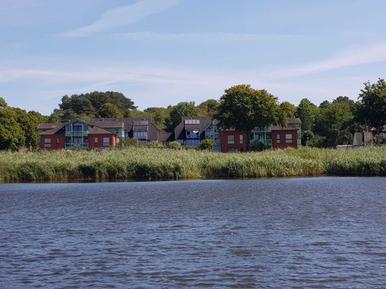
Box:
0;78;385;150
0;97;46;150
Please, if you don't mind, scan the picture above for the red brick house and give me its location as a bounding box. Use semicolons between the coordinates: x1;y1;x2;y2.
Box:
220;130;249;152
38;120;117;150
271;126;298;149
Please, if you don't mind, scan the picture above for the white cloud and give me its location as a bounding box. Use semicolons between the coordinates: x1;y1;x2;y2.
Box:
270;42;386;79
119;31;300;42
62;0;181;38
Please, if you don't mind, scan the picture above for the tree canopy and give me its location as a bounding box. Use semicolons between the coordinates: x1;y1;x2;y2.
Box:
357;79;386;129
166;102;198;132
216;84;279;131
52;91;136;121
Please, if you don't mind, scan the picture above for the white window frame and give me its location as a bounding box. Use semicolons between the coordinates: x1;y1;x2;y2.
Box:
103;137;110;146
285;133;293;144
276;134;281;144
227;135;235;144
240;134;244;144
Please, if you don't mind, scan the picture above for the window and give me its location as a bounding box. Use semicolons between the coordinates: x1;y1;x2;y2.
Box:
56;138;60;144
276;134;281;144
44;138;51;148
95;137;98;143
103;137;110;146
134;131;148;140
184;119;200;125
227;135;235;144
240;134;244;144
285;133;293;144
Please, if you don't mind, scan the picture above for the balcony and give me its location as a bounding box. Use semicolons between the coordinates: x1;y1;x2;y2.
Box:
65;131;88;137
65;143;88;149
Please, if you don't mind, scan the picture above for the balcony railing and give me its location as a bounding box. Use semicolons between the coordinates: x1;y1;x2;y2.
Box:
65;143;88;149
65;131;88;137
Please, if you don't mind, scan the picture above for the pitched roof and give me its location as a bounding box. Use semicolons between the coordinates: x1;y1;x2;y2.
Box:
88;126;114;135
39;124;65;135
175;117;213;139
159;131;172;142
91;118;124;129
38;123;60;130
271;126;297;131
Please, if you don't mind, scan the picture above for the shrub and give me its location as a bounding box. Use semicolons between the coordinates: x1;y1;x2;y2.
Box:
199;139;214;151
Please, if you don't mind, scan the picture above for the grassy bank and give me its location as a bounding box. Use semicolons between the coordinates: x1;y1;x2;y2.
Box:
0;147;385;183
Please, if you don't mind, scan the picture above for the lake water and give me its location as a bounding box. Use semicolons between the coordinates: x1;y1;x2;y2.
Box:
1;178;386;288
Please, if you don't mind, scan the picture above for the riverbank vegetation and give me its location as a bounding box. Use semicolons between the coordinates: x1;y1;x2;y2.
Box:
0;147;385;183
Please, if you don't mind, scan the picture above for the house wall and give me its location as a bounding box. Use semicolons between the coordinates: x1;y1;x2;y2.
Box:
220;131;249;152
39;135;65;150
271;130;298;149
88;134;116;149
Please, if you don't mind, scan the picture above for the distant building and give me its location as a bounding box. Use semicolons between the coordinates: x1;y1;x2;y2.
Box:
39;118;168;150
250;118;301;150
174;117;220;150
220;130;249;152
38;119;117;150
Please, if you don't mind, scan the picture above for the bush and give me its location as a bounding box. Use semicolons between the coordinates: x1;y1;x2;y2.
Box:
250;141;271;152
199;139;214;151
168;141;182;150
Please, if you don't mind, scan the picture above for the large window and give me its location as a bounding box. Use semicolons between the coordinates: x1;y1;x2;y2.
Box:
285;133;293;144
44;138;51;148
227;135;235;144
134;131;148;140
276;134;281;144
103;137;110;146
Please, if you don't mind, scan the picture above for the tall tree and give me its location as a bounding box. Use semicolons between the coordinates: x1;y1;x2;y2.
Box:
166;102;198;132
98;103;123;118
357;79;386;130
53;91;136;121
296;98;319;145
313;96;356;147
0;108;25;150
216;84;279;131
198;99;219;117
278;101;296;125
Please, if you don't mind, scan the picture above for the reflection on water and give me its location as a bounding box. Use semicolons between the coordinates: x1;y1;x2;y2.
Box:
1;178;386;288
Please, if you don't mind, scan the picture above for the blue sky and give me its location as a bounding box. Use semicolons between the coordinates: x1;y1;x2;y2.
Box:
1;0;386;114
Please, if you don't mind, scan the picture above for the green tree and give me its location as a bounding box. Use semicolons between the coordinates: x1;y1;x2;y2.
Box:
198;99;219;117
314;96;356;147
98;103;123;118
166;102;198;132
296;98;319;145
357;79;386;130
0;97;7;107
53;91;136;121
143;107;171;129
278;101;296;125
216;84;279;132
0;108;25;150
199;138;214;150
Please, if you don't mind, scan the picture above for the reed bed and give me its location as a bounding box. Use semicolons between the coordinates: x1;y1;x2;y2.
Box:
0;147;385;182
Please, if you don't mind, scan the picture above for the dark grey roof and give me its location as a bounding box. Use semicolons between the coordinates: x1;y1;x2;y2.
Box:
88;126;114;135
39;124;65;135
38;123;60;130
175;117;213;140
91;118;124;129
